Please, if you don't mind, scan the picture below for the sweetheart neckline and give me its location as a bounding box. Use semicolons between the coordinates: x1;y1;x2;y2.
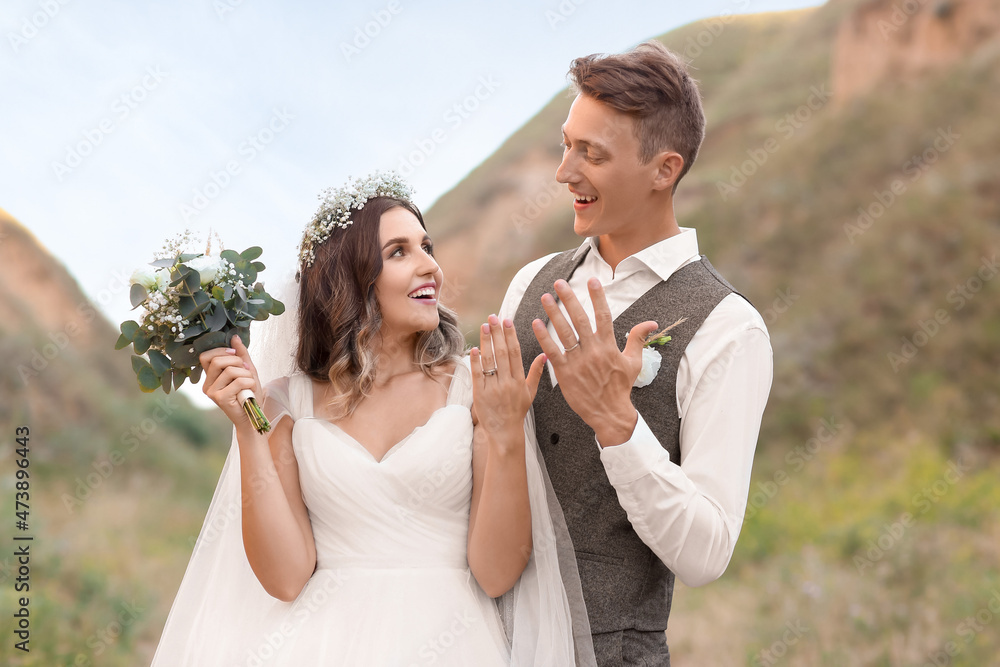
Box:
302;404;466;464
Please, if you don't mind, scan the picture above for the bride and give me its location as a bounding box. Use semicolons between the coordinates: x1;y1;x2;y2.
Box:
150;171;596;666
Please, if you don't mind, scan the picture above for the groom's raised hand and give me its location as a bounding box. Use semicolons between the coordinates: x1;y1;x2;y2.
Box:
531;278;659;448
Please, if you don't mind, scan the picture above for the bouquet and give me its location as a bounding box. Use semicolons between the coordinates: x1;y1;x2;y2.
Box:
115;233;285;433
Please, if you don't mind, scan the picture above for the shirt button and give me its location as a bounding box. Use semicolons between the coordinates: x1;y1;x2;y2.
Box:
550;433;560;445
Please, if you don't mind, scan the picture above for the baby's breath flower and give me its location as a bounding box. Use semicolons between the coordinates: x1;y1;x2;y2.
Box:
298;170;414;268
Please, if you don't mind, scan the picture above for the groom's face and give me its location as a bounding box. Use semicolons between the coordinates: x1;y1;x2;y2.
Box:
556;94;656;240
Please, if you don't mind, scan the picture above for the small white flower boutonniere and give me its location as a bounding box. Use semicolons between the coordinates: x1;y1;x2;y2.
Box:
633;317;688;388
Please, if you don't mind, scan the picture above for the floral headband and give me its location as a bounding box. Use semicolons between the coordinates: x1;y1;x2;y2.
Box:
297;170;415;267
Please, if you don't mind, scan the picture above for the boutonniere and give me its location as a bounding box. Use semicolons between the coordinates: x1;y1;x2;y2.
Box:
633;317;688;388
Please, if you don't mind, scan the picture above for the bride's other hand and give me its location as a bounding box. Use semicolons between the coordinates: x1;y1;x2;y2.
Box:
470;315;546;450
198;333;263;432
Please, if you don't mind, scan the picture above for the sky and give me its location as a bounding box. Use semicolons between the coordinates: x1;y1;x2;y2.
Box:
2;0;823;407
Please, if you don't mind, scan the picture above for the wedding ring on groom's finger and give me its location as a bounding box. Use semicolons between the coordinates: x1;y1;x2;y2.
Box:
564;341;581;352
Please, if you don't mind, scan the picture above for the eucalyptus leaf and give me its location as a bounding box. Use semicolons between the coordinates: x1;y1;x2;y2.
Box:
241;246;263;261
137;365;160;392
161;371;172;393
181;322;207;339
184;270;201;293
120;320;140;338
115;333;131;350
205;305;228;331
172;368;186;391
235;327;250;348
131;355;150;375
133;332;152;354
194;330;229;353
148;349;171;375
170;344;199;368
271;298;285;316
129;283;148;308
150;258;175;268
220;249;241;264
190;365;203;384
252;262;265;272
179;295;197;319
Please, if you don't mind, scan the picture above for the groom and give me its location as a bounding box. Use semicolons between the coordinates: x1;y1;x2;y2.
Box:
498;41;773;665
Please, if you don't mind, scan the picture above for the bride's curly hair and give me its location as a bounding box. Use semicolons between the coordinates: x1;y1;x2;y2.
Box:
294;196;465;419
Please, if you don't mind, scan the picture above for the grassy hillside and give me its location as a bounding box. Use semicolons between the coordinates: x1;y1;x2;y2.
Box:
0;213;234;665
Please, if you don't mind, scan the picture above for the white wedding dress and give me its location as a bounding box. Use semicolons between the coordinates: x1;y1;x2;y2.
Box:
151;359;595;666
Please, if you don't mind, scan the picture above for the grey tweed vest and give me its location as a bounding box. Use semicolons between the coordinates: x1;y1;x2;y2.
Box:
513;247;745;643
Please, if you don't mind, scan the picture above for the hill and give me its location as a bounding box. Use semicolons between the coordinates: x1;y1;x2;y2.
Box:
0;208;234;664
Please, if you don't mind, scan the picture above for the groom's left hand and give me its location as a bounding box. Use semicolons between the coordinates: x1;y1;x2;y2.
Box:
532;278;659;448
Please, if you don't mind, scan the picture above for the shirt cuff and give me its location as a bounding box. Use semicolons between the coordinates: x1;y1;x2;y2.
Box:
598;412;671;486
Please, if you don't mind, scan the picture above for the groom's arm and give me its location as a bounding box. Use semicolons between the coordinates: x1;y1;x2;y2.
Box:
599;300;772;587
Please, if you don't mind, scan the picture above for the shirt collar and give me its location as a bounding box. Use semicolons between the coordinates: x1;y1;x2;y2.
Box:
572;228;701;281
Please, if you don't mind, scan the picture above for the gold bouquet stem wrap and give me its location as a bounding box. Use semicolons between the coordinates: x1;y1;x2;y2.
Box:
237;389;271;434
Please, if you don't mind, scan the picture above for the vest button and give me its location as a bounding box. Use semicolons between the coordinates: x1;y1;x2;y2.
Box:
550;433;560;445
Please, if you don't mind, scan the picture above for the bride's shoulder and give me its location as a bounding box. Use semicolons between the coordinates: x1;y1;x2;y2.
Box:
431;355;473;405
263;373;311;407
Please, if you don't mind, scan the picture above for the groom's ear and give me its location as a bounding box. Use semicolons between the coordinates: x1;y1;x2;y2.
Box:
650;151;684;193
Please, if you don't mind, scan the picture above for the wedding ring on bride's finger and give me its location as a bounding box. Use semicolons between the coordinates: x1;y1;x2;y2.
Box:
482;368;497;376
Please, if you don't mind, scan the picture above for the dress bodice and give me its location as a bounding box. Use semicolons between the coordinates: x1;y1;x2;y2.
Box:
268;365;475;571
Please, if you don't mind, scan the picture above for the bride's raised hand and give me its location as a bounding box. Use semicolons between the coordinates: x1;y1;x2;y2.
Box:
469;314;546;449
198;333;263;433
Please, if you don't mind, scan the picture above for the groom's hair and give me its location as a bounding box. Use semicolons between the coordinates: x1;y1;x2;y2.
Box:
568;40;705;190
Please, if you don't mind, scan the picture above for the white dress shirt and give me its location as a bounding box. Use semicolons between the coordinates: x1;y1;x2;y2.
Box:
498;228;773;587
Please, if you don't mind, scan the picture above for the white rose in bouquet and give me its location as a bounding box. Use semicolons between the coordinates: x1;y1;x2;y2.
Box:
185;254;223;286
154;268;171;292
130;266;158;290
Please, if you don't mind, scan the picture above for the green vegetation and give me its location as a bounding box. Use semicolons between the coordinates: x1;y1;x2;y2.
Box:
3;0;998;661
